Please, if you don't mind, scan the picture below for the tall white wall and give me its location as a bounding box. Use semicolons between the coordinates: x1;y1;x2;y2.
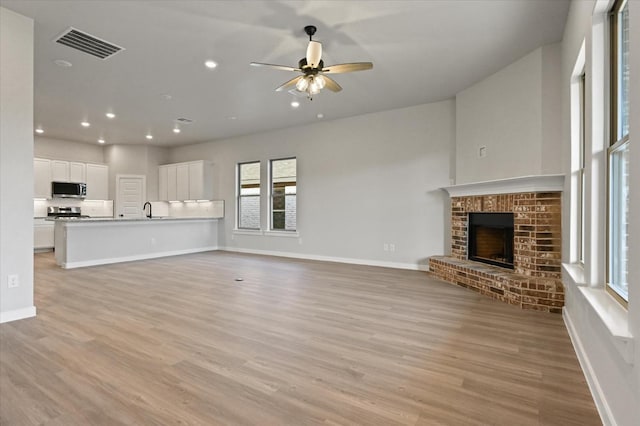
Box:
560;1;640;425
0;7;36;323
103;144;169;201
170;101;455;269
455;44;562;184
34;136;105;164
541;43;563;174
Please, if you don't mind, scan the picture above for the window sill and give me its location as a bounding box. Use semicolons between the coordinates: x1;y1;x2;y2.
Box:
233;229;263;236
263;230;299;238
563;262;586;285
564;263;634;365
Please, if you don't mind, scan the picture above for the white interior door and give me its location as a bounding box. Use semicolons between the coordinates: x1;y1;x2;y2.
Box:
116;175;146;218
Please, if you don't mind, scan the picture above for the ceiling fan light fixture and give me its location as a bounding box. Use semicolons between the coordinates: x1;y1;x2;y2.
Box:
309;82;320;95
314;75;326;89
296;77;309;91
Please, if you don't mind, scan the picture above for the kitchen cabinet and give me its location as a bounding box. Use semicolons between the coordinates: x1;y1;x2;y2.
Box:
158;166;168;201
34;219;54;250
34;158;51;198
166;165;177;201
158;160;213;201
189;162;204;200
34;157;109;200
176;164;190;200
69;162;86;183
189;161;213;200
85;163;109;200
51;160;70;182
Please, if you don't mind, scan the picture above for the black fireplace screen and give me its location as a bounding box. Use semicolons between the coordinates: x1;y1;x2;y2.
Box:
468;213;514;269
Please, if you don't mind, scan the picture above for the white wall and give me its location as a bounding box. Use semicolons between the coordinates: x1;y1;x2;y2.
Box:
103;144;169;201
34;136;105;164
541;43;563;174
560;1;640;425
170;101;455;269
455;44;562;184
0;7;36;323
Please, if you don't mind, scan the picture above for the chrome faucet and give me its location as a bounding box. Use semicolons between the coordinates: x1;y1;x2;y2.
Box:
143;202;152;218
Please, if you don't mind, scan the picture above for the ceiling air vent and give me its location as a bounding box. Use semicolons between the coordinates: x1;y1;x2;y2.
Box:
54;27;124;60
176;118;194;124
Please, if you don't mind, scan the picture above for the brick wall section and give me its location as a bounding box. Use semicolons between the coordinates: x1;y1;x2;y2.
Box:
431;191;563;313
429;256;564;313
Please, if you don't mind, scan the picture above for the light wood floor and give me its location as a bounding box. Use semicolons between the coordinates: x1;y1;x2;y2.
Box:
1;252;599;425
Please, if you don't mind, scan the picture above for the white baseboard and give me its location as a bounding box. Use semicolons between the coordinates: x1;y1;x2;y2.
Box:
563;308;615;426
62;246;219;269
0;306;37;324
220;246;429;271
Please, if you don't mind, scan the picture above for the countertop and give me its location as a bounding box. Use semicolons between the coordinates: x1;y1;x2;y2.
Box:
47;216;220;223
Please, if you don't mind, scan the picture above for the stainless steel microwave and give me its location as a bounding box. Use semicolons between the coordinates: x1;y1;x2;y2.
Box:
51;182;86;199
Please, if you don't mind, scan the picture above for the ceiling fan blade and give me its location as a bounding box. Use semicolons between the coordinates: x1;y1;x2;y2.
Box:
250;62;300;72
306;41;322;68
323;62;373;74
275;75;304;92
322;75;342;92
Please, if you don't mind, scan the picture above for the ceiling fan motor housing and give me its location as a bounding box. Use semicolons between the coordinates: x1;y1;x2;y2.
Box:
304;25;317;40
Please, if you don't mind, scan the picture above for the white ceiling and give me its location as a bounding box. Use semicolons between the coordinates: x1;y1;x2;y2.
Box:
1;0;570;147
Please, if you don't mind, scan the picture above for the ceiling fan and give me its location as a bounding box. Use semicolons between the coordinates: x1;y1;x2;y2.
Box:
250;25;373;100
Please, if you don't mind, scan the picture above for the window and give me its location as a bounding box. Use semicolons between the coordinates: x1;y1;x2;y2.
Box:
237;161;261;230
578;72;586;264
269;158;297;231
607;0;629;304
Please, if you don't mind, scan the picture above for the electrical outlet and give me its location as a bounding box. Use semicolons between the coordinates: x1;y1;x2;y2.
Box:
383;243;389;251
7;274;19;288
390;244;396;252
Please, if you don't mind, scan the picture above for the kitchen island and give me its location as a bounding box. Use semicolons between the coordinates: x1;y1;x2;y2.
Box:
53;217;220;269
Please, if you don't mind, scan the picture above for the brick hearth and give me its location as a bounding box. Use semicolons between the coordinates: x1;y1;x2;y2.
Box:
429;191;563;312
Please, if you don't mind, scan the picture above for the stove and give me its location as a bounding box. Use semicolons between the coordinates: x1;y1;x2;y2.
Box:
47;206;90;218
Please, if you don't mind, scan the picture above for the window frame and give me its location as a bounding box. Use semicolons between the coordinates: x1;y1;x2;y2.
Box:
236;160;261;231
606;0;629;306
577;71;586;265
268;157;297;232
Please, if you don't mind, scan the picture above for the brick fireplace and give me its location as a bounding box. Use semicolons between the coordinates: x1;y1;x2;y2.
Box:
429;175;564;313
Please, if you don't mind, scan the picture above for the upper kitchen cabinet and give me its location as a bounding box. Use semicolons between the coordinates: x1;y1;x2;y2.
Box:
159;165;178;201
51;160;86;183
34;158;51;198
85;163;109;200
69;162;86;183
51;160;70;182
34;157;109;200
158;160;213;201
176;164;190;201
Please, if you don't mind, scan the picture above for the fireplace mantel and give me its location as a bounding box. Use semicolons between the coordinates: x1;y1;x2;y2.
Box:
442;174;565;197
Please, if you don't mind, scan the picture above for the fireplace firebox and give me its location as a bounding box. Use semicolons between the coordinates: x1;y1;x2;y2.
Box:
468;213;514;269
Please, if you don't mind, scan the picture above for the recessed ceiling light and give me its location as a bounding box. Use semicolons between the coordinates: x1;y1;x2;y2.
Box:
173;127;181;134
98;138;105;144
105;112;115;119
161;94;172;101
204;60;218;69
35;128;44;134
146;134;153;140
317;113;324;119
54;59;72;67
81;121;90;127
291;100;300;108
